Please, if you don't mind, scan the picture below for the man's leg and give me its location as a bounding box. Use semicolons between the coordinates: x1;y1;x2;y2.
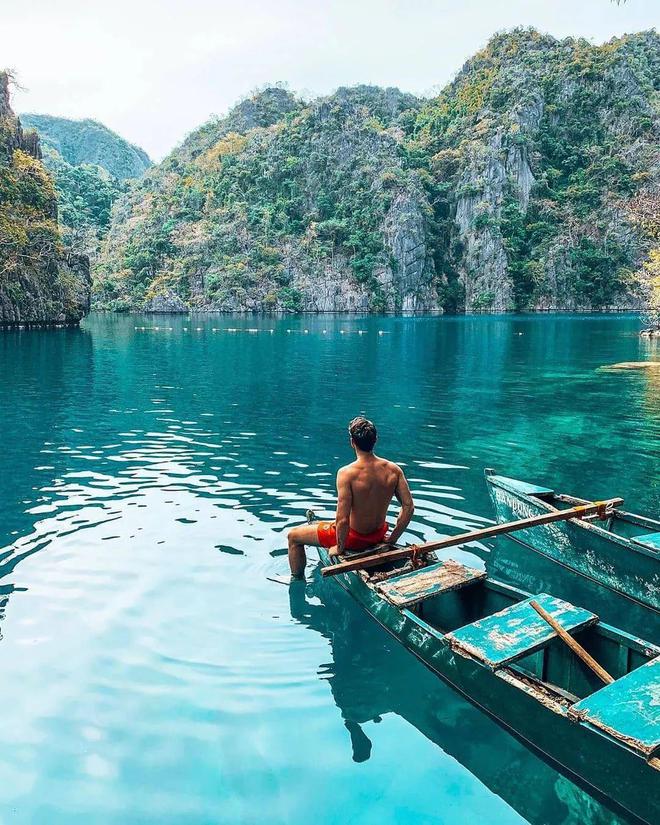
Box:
287;523;324;578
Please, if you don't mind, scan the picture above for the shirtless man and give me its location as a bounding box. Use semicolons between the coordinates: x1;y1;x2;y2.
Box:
287;417;415;579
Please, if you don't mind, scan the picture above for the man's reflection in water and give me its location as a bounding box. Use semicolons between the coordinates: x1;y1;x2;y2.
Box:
344;714;375;762
287;570;631;825
288;576;389;762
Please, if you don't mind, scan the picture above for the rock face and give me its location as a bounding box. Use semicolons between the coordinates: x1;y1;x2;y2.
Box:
142;291;187;313
416;29;659;311
450;103;542;311
97;30;659;313
97;85;440;312
0;72;91;325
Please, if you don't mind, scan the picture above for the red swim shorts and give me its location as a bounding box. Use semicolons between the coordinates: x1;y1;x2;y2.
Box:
317;521;388;552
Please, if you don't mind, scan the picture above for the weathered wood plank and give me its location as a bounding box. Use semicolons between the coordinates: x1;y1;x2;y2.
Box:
375;559;485;608
569;657;660;757
631;532;660;552
445;594;598;669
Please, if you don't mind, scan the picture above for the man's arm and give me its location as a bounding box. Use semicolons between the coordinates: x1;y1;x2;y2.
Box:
333;468;353;556
387;466;414;544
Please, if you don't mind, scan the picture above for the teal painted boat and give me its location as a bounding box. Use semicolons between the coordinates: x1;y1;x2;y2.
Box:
485;471;660;619
319;549;660;823
487;533;659;645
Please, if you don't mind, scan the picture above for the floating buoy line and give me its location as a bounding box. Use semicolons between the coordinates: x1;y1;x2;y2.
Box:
133;326;387;336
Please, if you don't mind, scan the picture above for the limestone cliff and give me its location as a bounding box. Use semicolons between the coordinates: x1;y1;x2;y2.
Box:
97;30;659;313
415;29;659;311
0;72;91;325
96;86;440;312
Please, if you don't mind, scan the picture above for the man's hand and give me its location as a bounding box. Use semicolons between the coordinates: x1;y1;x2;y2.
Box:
328;545;340;557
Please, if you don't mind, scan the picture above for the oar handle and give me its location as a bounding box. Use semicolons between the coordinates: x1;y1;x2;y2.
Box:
529;600;614;685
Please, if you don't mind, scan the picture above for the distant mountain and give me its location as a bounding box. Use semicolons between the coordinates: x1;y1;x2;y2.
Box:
93;30;659;313
19;114;151;260
0;73;90;325
97;84;432;311
20;114;151;180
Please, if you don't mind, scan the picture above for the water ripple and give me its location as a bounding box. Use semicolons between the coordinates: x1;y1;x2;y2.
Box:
0;313;653;824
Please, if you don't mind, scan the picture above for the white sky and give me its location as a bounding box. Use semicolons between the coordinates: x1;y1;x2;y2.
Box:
2;0;658;160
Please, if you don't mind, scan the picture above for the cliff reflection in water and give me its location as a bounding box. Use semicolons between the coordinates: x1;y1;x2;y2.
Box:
289;569;632;825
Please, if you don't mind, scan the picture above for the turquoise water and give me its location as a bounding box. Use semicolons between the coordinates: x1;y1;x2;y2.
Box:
0;313;657;824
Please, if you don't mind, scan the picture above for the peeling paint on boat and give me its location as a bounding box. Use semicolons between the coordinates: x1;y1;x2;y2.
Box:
487;475;660;620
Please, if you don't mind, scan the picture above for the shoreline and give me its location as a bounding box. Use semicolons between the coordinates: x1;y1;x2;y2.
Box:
1;309;649;329
0;321;86;330
87;307;646;317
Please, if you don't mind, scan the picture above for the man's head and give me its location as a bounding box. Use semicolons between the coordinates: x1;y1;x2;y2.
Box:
348;416;377;453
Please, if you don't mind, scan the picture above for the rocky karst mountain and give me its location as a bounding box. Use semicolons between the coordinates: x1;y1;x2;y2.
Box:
414;28;659;311
20;114;151;181
96;29;659;313
0;73;90;325
96;85;434;312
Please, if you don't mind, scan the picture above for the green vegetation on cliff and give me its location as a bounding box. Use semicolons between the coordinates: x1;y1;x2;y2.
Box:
0;73;90;324
412;28;659;310
97;30;659;313
38;145;126;257
20;114;151;260
97;86;433;311
20;114;151;180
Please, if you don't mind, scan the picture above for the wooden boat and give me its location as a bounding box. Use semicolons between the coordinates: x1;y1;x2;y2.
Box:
485;470;660;615
317;547;660;823
289;575;628;825
487;531;659;644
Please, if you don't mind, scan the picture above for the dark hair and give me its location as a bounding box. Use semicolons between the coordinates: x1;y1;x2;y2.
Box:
348;417;377;452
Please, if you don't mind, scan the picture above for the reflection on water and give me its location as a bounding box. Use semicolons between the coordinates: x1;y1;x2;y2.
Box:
0;313;656;823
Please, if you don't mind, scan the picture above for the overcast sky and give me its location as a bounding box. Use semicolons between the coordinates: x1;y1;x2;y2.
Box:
2;0;657;160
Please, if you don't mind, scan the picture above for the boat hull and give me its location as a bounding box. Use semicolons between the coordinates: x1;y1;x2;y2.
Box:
486;474;660;616
318;548;660;825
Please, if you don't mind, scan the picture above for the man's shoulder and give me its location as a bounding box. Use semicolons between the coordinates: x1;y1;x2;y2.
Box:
378;456;403;474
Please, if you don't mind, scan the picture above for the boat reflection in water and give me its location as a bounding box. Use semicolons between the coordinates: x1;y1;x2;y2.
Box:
289;568;634;825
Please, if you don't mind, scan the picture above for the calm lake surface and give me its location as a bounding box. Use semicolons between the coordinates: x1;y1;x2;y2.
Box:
0;313;658;824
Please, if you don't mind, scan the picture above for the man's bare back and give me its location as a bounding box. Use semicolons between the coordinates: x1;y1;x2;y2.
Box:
287;417;414;578
336;454;410;536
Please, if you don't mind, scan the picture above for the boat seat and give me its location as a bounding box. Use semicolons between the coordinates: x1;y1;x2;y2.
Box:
569;657;660;759
631;532;660;553
375;559;485;608
446;594;598;669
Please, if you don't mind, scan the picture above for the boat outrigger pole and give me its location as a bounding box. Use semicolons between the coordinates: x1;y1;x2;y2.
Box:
321;498;624;578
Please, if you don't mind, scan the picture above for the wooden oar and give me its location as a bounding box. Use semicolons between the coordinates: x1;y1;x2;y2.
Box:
320;498;623;578
529;600;614;685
